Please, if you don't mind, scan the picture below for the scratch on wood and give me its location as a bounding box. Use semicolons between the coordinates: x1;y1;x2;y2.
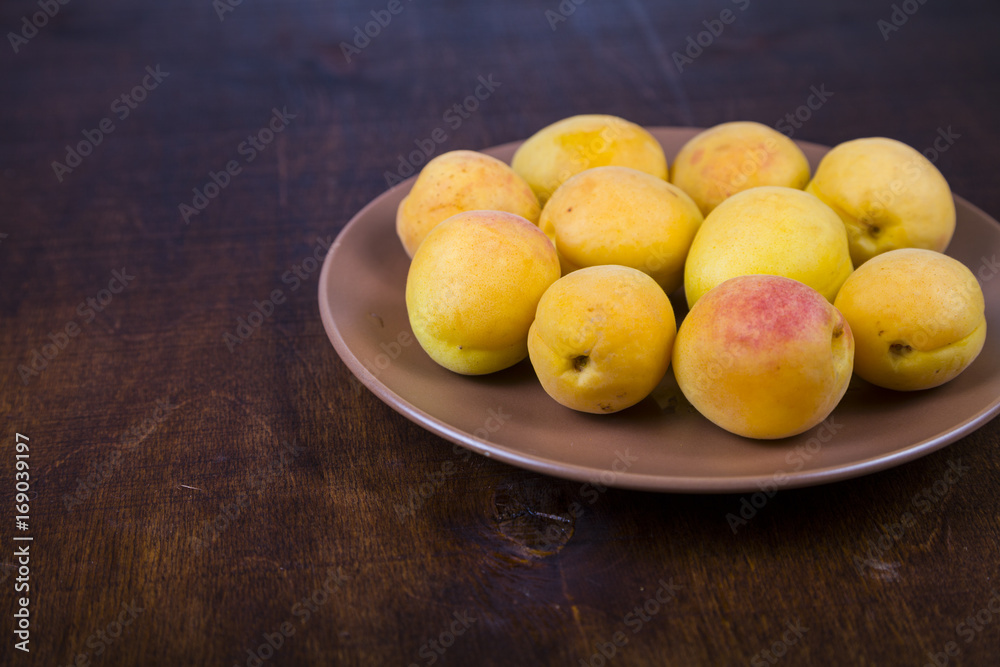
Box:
558;563;587;645
862;559;901;581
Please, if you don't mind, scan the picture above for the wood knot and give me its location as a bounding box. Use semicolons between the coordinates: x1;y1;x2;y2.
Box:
492;476;575;557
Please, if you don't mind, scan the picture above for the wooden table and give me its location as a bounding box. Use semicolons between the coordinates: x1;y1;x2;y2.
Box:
3;0;999;664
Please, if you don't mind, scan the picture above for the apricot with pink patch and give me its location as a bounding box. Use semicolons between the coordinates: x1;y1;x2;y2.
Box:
672;275;854;439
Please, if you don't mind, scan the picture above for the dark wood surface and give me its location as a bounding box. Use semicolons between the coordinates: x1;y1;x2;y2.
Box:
2;0;999;665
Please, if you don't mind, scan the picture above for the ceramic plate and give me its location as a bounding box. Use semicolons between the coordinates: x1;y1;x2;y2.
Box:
318;127;1000;493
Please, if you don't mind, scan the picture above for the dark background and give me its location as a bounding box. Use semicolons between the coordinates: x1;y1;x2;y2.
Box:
2;0;999;665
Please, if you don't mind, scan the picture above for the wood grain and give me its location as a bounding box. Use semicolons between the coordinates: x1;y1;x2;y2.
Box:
1;0;999;665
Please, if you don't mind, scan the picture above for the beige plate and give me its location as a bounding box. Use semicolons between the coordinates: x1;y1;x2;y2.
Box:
318;127;1000;493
